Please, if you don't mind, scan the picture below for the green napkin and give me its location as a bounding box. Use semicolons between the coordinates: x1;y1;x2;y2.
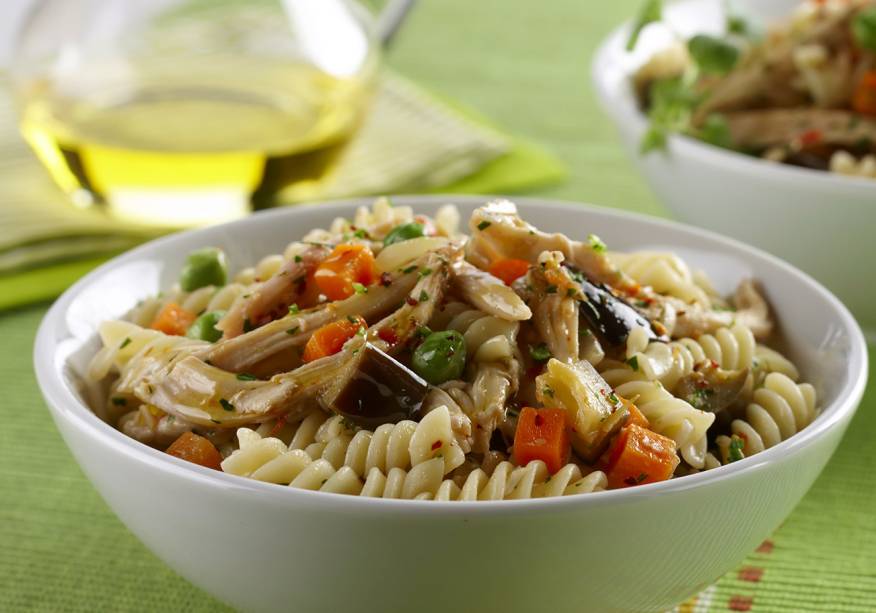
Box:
0;72;565;310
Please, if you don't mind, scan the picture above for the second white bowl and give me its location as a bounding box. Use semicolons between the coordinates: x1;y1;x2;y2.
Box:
592;0;876;337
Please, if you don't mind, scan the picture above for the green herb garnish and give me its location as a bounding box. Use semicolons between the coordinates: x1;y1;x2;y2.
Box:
289;304;300;314
477;221;492;231
687;34;739;75
588;233;607;253
120;337;132;349
352;282;368;295
529;343;552;363
286;326;300;335
727;435;745;463
626;356;639;371
236;373;258;381
219;399;235;412
853;7;876;52
418;290;430;302
111;397;127;407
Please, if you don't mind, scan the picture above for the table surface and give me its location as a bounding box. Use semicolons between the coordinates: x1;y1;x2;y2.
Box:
3;1;875;611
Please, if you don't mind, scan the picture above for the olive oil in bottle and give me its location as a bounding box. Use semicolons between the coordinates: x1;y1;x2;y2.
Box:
19;59;371;226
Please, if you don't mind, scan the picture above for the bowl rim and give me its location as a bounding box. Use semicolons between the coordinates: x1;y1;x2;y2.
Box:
34;195;869;515
590;0;876;192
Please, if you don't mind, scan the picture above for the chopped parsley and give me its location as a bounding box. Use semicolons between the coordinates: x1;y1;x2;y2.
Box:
727;435;745;463
289;304;300;314
418;267;433;279
587;234;607;253
688;387;715;410
529;343;552;363
545;284;558;294
402;265;418;274
353;229;370;239
111;397;127;407
219;399;235;412
477;220;492;231
853;7;876;52
356;326;367;337
542;385;555;398
418;290;430;302
236;373;258;381
352;282;368;295
687;34;739;75
626;355;639;371
566;287;577;298
119;337;132;349
286;326;300;335
607;392;619;404
294;255;303;263
243;317;255;333
210;419;222;424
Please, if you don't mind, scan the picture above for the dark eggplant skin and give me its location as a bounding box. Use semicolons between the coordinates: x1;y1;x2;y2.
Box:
321;343;429;429
566;265;664;346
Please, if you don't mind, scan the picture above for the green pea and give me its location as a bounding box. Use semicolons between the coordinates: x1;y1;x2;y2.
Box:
853;7;876;52
383;223;425;247
180;247;227;291
186;310;226;342
687;35;739;75
411;330;466;385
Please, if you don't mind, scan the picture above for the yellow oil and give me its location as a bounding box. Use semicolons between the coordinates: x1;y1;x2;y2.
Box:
19;60;371;226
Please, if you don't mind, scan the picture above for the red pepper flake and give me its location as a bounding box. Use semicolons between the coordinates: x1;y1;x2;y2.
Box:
405;296;419;306
379;272;393;287
431;440;443;451
799;129;822;147
377;327;398;345
268;416;288;438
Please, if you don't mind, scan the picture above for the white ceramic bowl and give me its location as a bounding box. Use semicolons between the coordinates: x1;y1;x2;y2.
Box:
35;196;867;613
592;0;876;338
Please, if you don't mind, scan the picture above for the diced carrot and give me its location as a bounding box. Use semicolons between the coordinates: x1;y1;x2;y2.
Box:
603;423;679;489
853;70;876;116
619;397;650;429
302;315;367;363
150;302;196;336
513;407;570;474
488;258;531;286
314;244;378;301
166;432;223;471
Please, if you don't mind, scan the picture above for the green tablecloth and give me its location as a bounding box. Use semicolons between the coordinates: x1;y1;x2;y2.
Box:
3;1;874;611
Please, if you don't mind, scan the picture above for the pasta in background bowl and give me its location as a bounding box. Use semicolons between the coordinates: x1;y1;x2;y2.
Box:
592;0;876;337
35;196;867;613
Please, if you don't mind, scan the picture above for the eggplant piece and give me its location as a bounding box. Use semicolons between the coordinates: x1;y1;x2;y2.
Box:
676;362;749;414
320;343;429;429
566;265;664;346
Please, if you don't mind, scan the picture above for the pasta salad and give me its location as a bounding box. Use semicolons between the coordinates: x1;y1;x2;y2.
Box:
87;199;816;500
630;0;876;178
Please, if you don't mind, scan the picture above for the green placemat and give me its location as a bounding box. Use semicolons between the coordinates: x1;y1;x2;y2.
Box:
3;0;875;611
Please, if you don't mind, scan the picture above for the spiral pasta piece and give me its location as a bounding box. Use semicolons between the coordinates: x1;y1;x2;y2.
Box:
613;380;715;468
222;407;466;485
601;323;756;389
433;461;607;501
727;373;817;458
608;250;710;306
